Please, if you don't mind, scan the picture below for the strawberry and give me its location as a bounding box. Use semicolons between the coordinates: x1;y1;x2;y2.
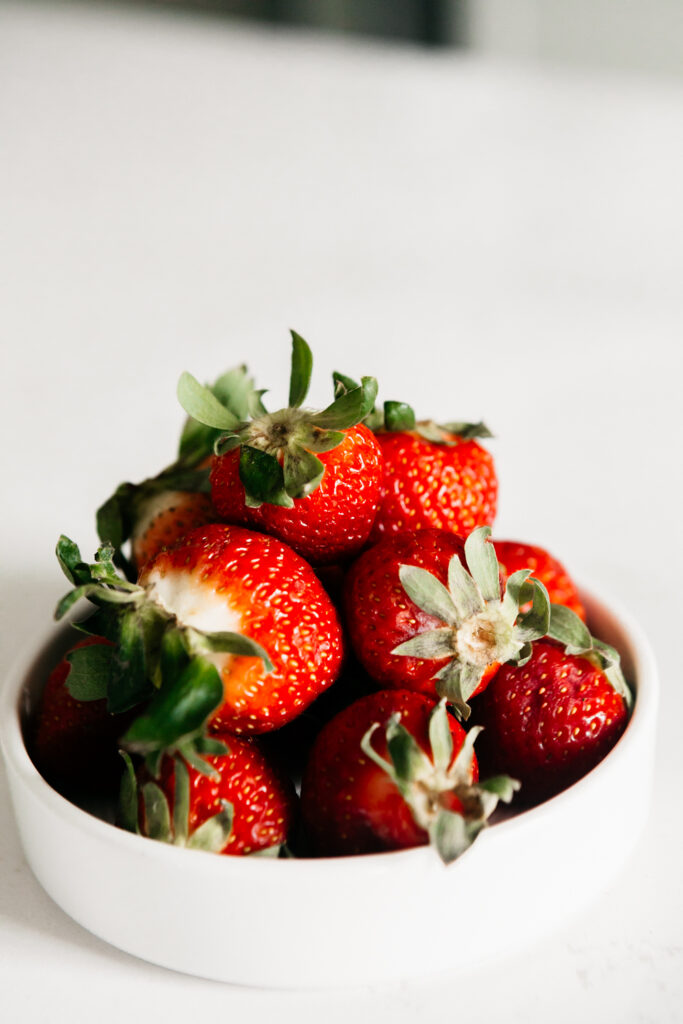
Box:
178;331;382;565
131;488;217;571
493;539;586;621
367;401;497;541
31;636;127;792
474;614;632;803
300;690;518;863
122;735;296;855
137;523;344;735
344;526;550;718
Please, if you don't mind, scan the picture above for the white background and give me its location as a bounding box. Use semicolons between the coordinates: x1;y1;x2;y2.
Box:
1;2;682;1020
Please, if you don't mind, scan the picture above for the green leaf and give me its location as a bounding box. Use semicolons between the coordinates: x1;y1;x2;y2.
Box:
187;800;233;853
310;376;378;430
107;610;155;715
189;628;274;673
548;603;593;654
478;774;521;803
56;536;86;585
384;401;416;432
177;372;241;431
122;656;223;754
288;331;313;408
96;493;126;551
214;433;243;456
440;421;493;440
385;718;432;785
332;370;359;397
464;526;500;603
434;661;482;720
117;751;140;834
283;444;325;498
142;781;172;842
429;700;454;774
430;810;477;865
514;579;550;643
360;723;394;777
501;568;533;622
296;424;345;454
172;757;190;843
415;421;448;444
447;555;485;623
195;735;230;756
392;627;456;661
65;643;112;701
398;564;460;626
239;445;294;508
211;365;260;421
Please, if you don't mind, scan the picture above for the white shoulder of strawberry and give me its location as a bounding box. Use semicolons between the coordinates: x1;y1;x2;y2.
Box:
53;534;273;775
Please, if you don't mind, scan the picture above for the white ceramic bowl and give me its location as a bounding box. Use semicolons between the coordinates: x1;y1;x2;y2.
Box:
0;586;658;989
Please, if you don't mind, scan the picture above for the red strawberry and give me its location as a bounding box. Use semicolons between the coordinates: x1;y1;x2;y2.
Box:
344;526;550;718
131;488;217;571
139;523;344;735
209;421;383;565
300;690;517;863
493;539;586;621
31;636;126;791
133;735;296;855
474;639;631;803
178;331;382;565
369;407;497;541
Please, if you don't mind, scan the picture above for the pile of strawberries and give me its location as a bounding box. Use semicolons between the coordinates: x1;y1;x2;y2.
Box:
32;332;632;864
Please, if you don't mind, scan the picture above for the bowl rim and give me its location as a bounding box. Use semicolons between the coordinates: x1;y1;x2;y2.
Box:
0;581;658;877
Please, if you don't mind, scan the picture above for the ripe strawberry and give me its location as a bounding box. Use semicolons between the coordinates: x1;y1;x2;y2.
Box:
344;526;550;718
131;488;217;571
178;331;382;565
493;539;586;621
300;690;518;863
31;636;126;792
474;635;631;803
367;402;497;541
139;523;344;735
127;735;296;855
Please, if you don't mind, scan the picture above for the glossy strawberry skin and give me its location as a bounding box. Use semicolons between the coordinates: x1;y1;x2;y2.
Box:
493;540;586;621
146;735;296;855
209;423;384;565
140;524;344;735
31;636;125;792
344;529;498;699
132;489;217;571
474;640;628;803
370;430;497;542
300;690;477;856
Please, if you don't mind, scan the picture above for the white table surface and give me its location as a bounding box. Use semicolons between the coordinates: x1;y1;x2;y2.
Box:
1;2;682;1020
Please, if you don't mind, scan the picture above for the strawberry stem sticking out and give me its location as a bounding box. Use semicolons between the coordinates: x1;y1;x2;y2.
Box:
391;526;551;719
361;700;519;864
178;331;378;509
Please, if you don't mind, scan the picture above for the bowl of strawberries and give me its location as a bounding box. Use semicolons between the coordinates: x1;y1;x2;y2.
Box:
0;333;658;988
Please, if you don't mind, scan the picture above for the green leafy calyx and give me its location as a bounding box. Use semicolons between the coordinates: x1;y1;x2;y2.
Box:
179;331;378;508
392;526;550;719
361;700;519;864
